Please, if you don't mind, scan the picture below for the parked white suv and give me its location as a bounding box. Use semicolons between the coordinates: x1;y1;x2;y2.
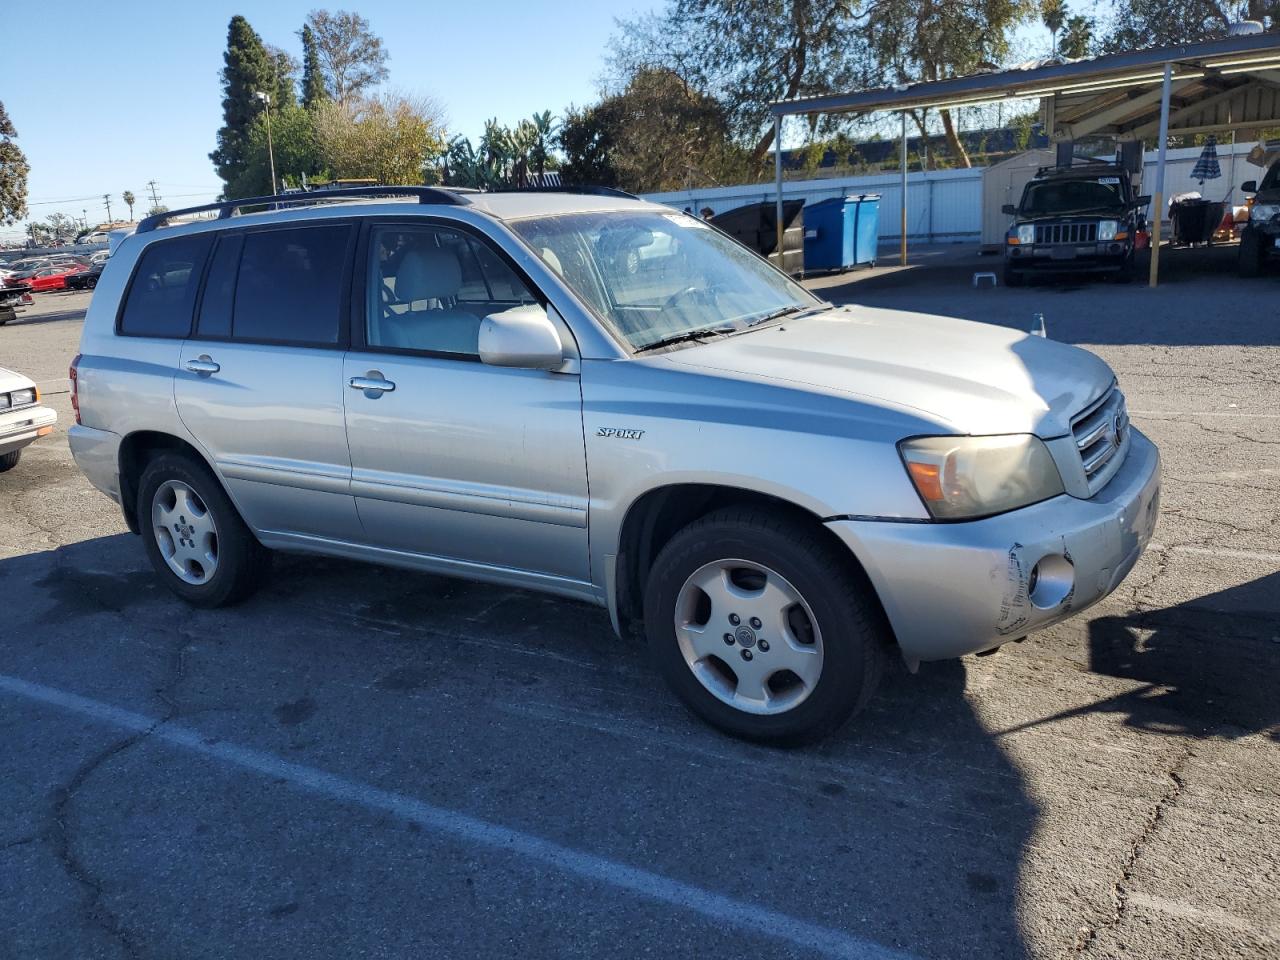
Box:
68;186;1160;742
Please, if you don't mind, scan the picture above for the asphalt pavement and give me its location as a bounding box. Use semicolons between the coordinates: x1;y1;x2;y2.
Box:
1;258;1277;959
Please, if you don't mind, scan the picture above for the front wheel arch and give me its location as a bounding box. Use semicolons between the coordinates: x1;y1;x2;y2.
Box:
612;483;895;650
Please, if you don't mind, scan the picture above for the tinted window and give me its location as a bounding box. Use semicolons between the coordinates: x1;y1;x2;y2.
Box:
196;234;243;340
233;225;351;345
366;226;536;356
119;233;213;338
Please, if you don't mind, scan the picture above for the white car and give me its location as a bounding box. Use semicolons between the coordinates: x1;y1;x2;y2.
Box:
0;367;57;471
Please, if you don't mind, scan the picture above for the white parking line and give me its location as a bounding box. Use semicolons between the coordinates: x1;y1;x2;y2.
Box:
0;673;915;960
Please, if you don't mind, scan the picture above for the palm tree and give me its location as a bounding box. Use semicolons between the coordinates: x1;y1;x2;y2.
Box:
122;190;136;222
1042;0;1066;57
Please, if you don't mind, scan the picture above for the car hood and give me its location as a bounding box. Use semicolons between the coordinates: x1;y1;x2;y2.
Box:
665;305;1114;438
0;366;35;392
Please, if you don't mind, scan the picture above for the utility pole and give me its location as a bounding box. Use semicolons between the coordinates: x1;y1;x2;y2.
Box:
103;194;113;223
255;91;278;194
147;180;161;210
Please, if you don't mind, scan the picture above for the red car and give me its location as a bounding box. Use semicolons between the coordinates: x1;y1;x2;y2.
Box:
4;263;84;292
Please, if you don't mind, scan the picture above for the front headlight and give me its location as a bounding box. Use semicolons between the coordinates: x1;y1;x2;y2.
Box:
1016;224;1035;244
8;387;35;406
899;434;1065;520
1252;203;1280;222
1097;220;1119;241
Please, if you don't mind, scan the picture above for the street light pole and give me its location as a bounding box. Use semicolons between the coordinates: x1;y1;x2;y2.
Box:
255;91;278;195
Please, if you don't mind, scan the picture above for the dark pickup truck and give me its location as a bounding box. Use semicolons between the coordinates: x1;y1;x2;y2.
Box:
1003;162;1149;286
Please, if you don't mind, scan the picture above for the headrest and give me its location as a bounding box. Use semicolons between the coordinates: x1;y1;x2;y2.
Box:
396;246;462;302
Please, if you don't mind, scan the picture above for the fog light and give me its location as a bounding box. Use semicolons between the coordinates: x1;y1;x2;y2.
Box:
1028;554;1074;609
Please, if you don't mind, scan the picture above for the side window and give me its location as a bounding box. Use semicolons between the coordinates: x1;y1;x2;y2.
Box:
196;234;243;340
118;233;213;338
233;225;352;346
366;226;537;357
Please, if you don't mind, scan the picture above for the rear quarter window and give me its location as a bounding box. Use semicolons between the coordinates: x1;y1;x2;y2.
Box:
118;233;214;338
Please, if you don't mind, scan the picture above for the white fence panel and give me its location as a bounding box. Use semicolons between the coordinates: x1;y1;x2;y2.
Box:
640;139;1259;247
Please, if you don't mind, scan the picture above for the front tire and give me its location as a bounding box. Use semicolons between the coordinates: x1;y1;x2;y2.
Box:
643;508;889;744
137;453;269;607
1239;229;1265;278
0;450;21;472
1003;264;1025;287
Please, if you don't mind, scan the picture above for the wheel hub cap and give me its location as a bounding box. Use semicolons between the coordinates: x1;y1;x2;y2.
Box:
674;559;824;716
152;480;219;586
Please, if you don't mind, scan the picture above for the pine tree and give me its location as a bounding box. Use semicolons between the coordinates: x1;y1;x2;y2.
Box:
0;100;29;225
300;24;327;109
209;16;278;189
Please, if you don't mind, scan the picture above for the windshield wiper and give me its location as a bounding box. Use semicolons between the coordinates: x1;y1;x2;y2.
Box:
633;324;737;353
744;302;831;328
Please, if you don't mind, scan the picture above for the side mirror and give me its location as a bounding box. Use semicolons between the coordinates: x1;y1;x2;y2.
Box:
479;303;565;370
1001;204;1017;216
1242;180;1257;194
1134;195;1151;207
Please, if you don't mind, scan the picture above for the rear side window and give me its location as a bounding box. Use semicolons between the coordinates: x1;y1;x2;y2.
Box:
118;234;213;338
232;225;352;345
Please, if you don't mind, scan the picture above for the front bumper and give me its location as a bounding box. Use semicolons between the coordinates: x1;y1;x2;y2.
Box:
0;404;57;456
829;429;1161;663
1006;244;1130;272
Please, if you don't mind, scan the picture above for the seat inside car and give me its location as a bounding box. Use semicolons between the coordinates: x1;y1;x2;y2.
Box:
378;245;481;355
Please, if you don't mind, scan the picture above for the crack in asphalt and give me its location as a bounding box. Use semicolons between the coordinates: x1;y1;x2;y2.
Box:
39;618;192;959
1069;744;1194;956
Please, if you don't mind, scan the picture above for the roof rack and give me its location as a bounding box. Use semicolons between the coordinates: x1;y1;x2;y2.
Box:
136;185;468;234
485;185;639;200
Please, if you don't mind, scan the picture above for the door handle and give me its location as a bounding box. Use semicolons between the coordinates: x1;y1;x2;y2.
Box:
184;356;220;376
348;373;396;395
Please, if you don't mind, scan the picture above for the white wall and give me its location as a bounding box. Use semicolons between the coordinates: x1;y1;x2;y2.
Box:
640;140;1261;246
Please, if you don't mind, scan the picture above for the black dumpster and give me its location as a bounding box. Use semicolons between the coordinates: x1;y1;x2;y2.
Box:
1170;198;1226;246
708;200;805;275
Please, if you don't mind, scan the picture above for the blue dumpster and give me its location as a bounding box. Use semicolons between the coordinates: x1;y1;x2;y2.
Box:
803;195;880;272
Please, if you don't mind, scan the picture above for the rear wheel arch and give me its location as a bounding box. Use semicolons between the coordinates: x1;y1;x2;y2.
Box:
118;431;219;534
612;483;892;647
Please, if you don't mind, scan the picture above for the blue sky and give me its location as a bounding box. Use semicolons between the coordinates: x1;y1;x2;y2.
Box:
1;0;649;236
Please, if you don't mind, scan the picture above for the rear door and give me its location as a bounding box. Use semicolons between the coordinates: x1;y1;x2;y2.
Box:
174;221;362;542
341;220;590;585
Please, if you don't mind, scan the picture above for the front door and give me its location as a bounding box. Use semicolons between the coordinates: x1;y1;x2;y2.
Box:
342;221;590;586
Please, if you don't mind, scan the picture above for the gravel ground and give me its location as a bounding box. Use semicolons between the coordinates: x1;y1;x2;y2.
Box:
0;256;1276;960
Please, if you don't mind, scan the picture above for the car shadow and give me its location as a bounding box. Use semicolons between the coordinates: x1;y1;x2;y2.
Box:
999;572;1280;742
1;532;1040;959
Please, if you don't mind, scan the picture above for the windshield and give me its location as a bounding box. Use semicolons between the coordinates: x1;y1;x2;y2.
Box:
1021;178;1125;216
1261;162;1280;192
509;210;817;350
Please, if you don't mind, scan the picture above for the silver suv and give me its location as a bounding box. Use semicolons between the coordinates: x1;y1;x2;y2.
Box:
69;186;1161;742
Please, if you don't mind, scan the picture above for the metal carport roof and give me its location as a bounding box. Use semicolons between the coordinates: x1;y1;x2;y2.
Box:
764;31;1280;285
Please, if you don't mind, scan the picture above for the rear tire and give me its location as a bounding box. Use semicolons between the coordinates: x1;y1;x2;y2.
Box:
643;507;889;744
0;450;21;472
137;452;269;607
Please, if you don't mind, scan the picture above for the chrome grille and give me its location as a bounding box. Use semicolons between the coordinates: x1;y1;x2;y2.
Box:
1072;386;1129;494
1035;221;1098;245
